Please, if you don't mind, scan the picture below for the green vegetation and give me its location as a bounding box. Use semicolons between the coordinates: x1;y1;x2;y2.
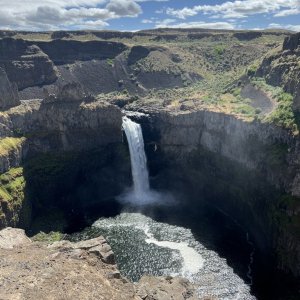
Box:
214;44;225;56
0;137;26;157
232;87;241;97
266;92;295;129
32;231;65;243
106;58;115;66
0;167;28;227
252;78;297;132
0;168;25;203
232;102;257;117
247;64;259;77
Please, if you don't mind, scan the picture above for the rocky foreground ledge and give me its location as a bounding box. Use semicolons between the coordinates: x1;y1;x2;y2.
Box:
0;228;198;300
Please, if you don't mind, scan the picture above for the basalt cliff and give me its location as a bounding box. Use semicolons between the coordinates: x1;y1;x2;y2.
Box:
0;29;299;298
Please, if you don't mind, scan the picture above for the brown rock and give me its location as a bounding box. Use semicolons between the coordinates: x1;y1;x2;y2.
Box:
136;276;198;300
0;227;31;249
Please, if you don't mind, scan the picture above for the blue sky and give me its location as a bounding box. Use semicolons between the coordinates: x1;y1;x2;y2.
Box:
0;0;299;31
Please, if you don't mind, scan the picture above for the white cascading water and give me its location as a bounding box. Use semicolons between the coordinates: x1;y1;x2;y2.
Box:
122;116;150;200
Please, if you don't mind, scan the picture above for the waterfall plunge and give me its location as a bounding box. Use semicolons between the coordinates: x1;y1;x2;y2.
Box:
120;116;172;206
122;116;150;197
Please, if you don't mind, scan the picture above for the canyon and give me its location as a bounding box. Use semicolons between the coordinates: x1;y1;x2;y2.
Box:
0;28;299;299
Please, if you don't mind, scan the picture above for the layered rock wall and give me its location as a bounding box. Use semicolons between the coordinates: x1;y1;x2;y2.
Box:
133;108;300;277
0;38;57;90
257;32;300;110
7;99;122;153
36;39;127;65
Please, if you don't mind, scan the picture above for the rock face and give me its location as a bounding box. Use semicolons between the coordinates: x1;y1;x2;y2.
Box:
44;82;92;103
0;38;57;90
257;32;300;110
0;81;124;231
136;108;296;191
7;98;122;153
127;45;151;65
36;39;127;65
0;67;20;110
0;228;197;300
283;32;300;51
129;107;300;277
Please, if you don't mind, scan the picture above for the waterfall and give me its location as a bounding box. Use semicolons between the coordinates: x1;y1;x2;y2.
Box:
122;116;150;199
120;115;173;206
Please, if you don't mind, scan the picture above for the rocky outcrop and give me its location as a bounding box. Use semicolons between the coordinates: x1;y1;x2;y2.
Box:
0;67;20;110
0;228;197;300
49;236;116;265
7;99;122;153
128;46;151;65
0;38;57;90
257;32;300;110
233;31;263;41
283;32;300;51
0;227;31;249
43;82;92;103
36;39;127;65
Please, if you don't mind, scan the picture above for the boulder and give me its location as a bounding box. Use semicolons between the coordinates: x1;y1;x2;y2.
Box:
0;227;31;249
136;276;198;300
44;82;92;103
73;236;115;264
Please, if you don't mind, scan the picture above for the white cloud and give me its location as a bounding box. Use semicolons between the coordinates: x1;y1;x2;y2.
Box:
268;22;300;31
142;19;154;24
154;18;176;27
274;8;300;16
166;0;300;19
155;21;236;30
106;0;141;17
0;0;145;30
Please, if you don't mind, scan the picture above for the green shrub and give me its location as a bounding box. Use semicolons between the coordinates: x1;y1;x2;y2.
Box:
32;231;65;243
214;45;225;56
106;58;114;66
247;64;258;77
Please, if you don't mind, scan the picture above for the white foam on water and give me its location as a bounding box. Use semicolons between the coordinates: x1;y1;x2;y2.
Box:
88;213;255;299
145;235;204;274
